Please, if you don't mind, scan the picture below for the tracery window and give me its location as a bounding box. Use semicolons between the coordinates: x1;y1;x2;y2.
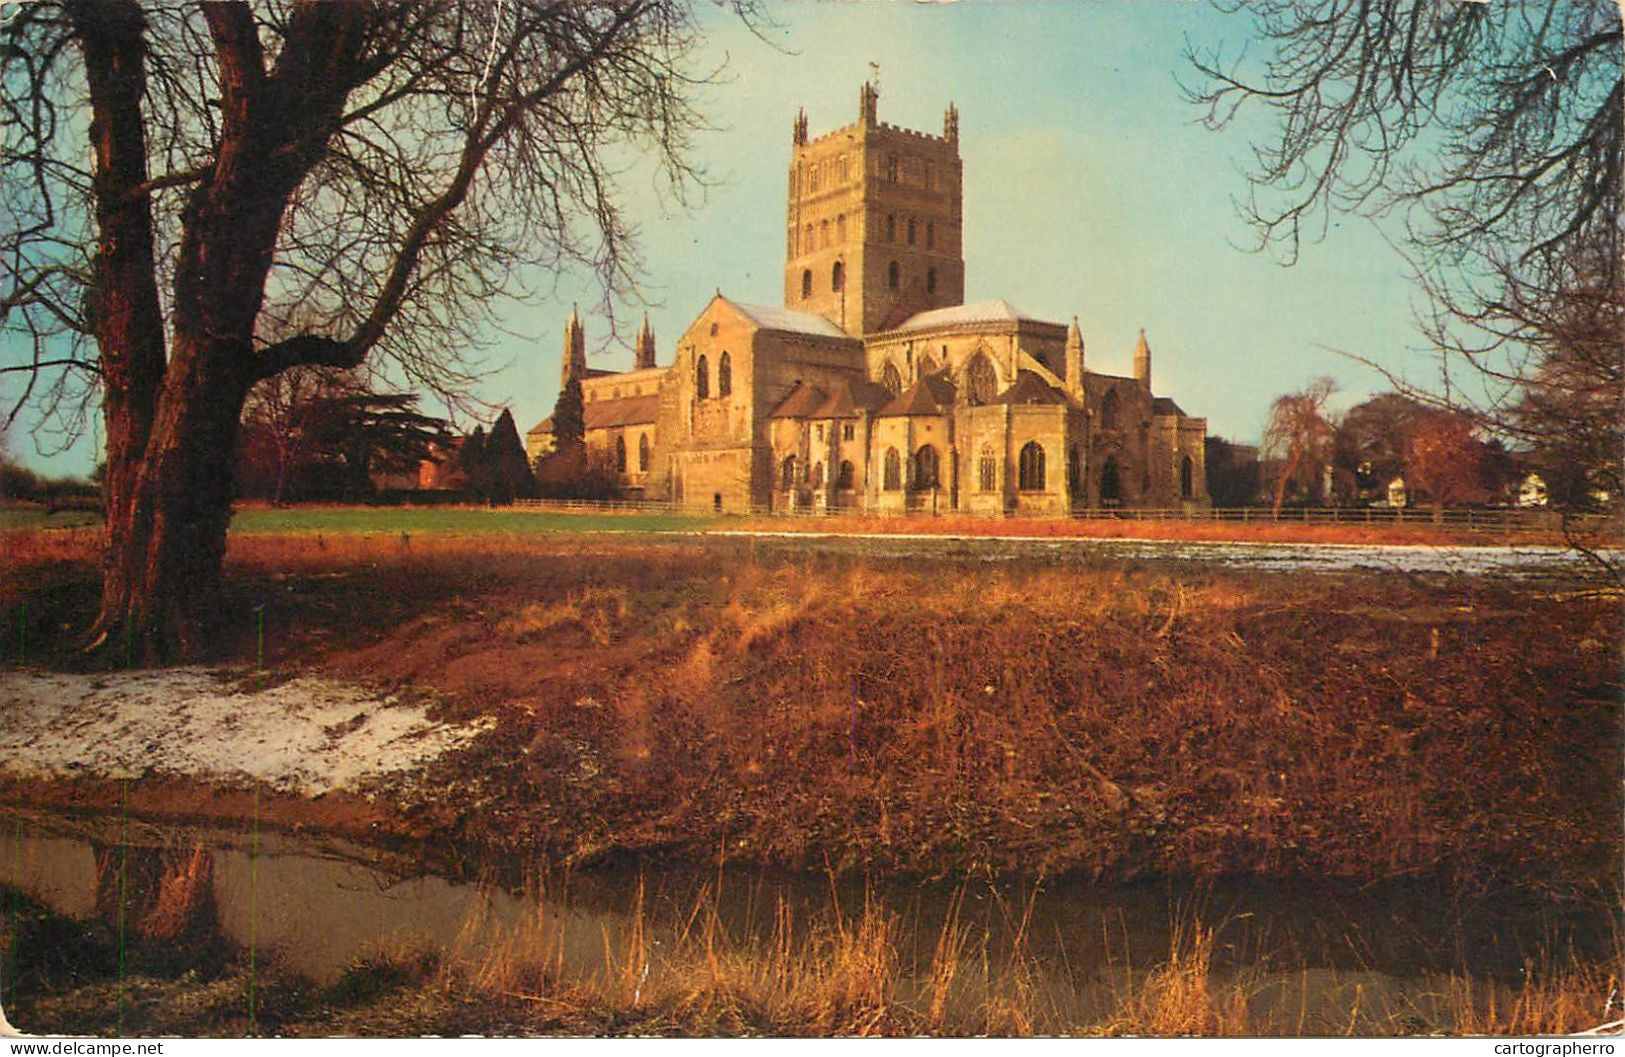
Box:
718;351;732;397
913;445;939;490
1018;442;1045;491
881;362;903;396
978;446;997;492
964;353;997;406
1100;389;1121;430
695;354;709;399
883;448;901;491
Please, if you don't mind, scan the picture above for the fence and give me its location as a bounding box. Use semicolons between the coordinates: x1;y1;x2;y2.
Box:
510;496;1620;537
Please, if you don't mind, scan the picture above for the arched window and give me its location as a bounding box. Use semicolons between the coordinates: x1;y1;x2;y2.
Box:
812;461;823;489
638;433;650;472
926;268;937;295
881;362;903;396
831;260;844;292
907;218;917;245
917;353;938;378
913;445;939;490
718;351;732;397
781;455;797;491
886;214;896;243
837;214;847;241
1100;389;1121;430
801;269;812;300
837;460;855;489
1180;455;1194;498
927;221;935;248
886;155;897;182
1100;456;1121;504
887;261;900;292
695;354;709;399
978;446;997;492
615;434;627;473
883;448;901;491
1019;442;1045;491
964;353;997;406
804;224;813;251
819;219;829;248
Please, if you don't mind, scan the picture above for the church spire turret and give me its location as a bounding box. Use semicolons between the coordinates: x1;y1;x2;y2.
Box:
859;81;878;127
1133;327;1151;389
561;305;586;387
1066;316;1085;400
943;102;959;143
634;312;656;370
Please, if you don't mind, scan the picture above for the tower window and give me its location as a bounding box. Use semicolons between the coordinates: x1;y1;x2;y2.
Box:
801;269;812;300
888;261;900;292
927;221;935;248
887;154;897;182
718;351;732;397
926;268;937;295
820;219;829;248
837;214;847;241
886;215;895;243
843;423;854;441
832;260;844;292
804;224;813;252
907;218;917;245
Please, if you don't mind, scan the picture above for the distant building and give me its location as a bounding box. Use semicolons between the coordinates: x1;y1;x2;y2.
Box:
530;84;1209;513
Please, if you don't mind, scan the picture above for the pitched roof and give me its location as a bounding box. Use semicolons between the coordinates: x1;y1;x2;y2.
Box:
529;394;658;435
727;300;851;338
810;378;893;418
769;382;830;419
996;371;1069;406
878;373;957;417
891;299;1046;333
1152;396;1186;417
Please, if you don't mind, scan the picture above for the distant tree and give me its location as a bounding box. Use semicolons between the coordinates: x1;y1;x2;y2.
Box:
1260;377;1338;514
484;409;538;505
533;444;623;501
1203;436;1260;507
552;376;587;453
1334;393;1428;503
460;427;490;502
1404;411;1490;517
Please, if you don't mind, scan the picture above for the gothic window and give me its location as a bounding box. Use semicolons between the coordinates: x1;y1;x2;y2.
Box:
1100;388;1121;431
883;448;901;491
907;218;917;245
801;269;812;300
615;434;627;473
927;221;935;248
781;455;797;491
832;260;844;292
1181;455;1194;498
695;353;709;399
820;219;829;248
964;353;997;406
917;353;938;378
638;433;650;472
810;165;819;192
886;214;896;243
913;445;939;490
881;362;903;396
812;462;823;489
837;214;847;241
718;351;732;397
888;261;900;292
1100;456;1121;504
843;423;854;441
887;154;897;182
926;267;937;295
978;446;997;492
837;460;855;489
1019;441;1046;491
804;224;813;252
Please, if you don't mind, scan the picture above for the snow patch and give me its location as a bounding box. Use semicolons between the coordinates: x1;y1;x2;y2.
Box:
0;668;490;796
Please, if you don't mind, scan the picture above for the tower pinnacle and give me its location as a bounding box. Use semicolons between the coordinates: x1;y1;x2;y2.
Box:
1133;327;1151;389
634;312;656;370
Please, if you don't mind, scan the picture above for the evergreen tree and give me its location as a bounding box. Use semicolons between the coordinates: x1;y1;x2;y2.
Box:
552;376;586;451
485;409;538;505
460;427;489;502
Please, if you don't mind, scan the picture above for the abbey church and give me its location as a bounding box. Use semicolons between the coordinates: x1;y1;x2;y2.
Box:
527;85;1209;514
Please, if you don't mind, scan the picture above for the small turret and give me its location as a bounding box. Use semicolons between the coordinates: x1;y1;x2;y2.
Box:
943;102;959;143
859;81;878;127
793;107;808;146
634;312;656;370
1133;327;1151;389
1065;316;1085;400
561;305;586;387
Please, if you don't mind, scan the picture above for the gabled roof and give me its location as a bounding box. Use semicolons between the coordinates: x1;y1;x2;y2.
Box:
878;373;957;417
810;378;892;418
996;371;1069;406
528;393;659;436
726;299;851;339
891;299;1046;333
769;381;830;419
1152;396;1187;417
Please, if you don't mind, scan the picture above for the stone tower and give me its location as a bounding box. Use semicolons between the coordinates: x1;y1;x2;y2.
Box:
784;83;965;336
561;305;586;386
634;312;656;370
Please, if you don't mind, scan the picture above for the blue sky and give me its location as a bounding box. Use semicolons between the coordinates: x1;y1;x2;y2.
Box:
12;1;1438;475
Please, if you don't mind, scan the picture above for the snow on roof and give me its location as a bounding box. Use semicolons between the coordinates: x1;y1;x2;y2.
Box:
891;299;1048;333
727;300;851;338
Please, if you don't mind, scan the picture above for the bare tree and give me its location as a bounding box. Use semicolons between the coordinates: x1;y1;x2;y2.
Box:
1261;376;1338;515
2;0;745;658
1186;0;1622;529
